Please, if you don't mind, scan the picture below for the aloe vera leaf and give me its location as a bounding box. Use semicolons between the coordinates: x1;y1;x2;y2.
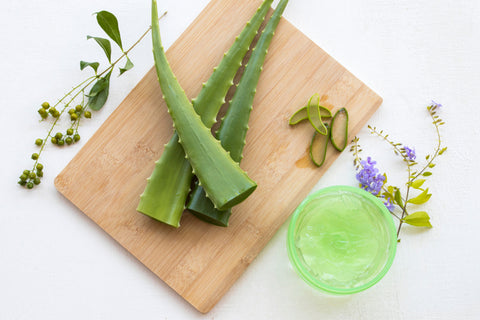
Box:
187;0;290;226
151;0;257;211
289;105;331;125
309;129;329;167
307;93;328;135
137;133;191;227
330;107;349;151
138;0;273;226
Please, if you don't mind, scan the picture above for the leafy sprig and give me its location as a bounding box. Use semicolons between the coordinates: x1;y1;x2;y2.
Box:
18;10;167;189
350;101;446;238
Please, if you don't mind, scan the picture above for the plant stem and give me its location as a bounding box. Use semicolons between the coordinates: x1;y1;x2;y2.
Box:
26;12;168;185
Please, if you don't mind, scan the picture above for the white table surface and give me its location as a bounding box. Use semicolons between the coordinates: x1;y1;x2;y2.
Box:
1;0;479;318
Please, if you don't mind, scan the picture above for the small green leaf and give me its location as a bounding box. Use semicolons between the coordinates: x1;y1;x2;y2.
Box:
95;11;123;50
403;211;432;227
410;179;426;189
394;188;403;207
428;163;436;168
407;188;431;205
88;71;111;110
439;147;447;155
80;61;100;73
87;36;112;62
423;172;433;176
119;56;134;75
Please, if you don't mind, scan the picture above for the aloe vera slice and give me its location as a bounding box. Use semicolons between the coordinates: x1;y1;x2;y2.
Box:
306;94;328;135
138;0;273;226
150;0;256;211
187;0;290;226
289;104;331;125
289;106;308;125
309;127;329;167
330;107;349;151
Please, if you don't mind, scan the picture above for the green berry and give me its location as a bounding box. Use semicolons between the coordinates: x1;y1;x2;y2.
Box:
66;128;74;135
73;134;80;142
35;138;43;146
68;108;75;115
66;137;73;145
70;113;78;121
53;110;60;118
51;137;57;144
84;111;92;118
36;163;44;170
38;107;47;115
31;153;39;160
29;172;36;179
34;178;41;185
57;139;65;146
18;180;27;186
55;132;63;139
41;102;50;109
37;170;43;177
75;104;83;112
20;174;28;181
23;170;30;175
26;182;34;189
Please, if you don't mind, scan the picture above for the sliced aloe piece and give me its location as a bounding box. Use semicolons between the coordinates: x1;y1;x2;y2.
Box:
306;94;328;135
330;107;349;151
319;105;332;119
289;106;308;125
309;129;329;167
290;99;332;126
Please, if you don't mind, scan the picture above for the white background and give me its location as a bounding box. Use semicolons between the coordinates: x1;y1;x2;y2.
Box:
1;0;479;319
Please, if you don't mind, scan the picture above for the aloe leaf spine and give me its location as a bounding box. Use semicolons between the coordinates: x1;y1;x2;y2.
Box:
138;0;272;226
187;0;290;226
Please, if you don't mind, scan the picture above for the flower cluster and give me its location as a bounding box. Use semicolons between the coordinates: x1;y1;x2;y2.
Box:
356;157;385;196
403;146;416;161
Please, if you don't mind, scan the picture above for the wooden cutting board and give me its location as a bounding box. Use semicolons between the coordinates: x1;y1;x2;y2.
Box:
55;0;382;313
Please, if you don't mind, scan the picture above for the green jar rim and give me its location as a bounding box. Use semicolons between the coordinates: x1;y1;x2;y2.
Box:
287;185;397;295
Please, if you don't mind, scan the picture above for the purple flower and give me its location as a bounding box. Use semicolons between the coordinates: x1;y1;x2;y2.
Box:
356;157;385;196
384;198;395;212
431;100;442;108
404;146;416;161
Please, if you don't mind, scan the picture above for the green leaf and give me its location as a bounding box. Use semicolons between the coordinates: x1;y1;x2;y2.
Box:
394;188;403;207
88;71;111;110
428;163;436;168
439;147;448;155
403;211;432;227
423;172;433;176
86;77;109;98
95;11;123;50
87;36;112;62
119;56;134;75
410;179;426;189
80;61;100;73
407;188;431;205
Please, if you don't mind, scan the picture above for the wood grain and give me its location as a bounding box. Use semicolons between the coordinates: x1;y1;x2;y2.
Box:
54;0;382;313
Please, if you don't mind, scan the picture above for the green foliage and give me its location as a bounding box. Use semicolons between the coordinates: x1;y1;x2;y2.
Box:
95;11;123;50
88;71;112;110
80;61;100;73
351;103;446;237
119;57;134;75
19;10;165;189
403;211;432;227
87;36;112;62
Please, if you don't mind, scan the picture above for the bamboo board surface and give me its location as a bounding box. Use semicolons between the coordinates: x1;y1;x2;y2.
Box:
55;0;382;313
